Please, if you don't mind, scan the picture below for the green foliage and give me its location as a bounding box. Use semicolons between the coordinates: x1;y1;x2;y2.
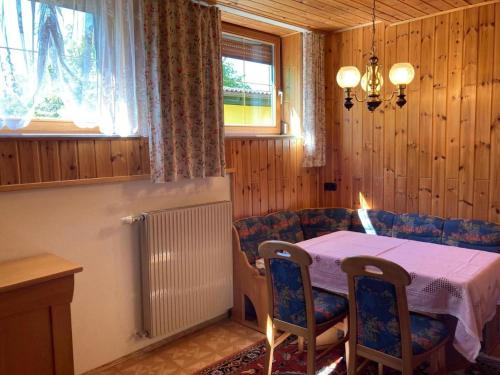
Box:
34;96;64;118
222;58;250;89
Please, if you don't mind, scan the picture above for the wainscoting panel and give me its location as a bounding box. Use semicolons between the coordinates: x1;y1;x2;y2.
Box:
321;2;500;224
225;138;319;219
0;138;150;191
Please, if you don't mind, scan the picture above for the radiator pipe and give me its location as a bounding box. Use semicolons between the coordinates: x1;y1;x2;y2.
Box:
121;215;146;224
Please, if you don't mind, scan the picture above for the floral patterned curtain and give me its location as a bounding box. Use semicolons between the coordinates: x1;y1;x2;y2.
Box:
302;32;326;168
142;0;225;182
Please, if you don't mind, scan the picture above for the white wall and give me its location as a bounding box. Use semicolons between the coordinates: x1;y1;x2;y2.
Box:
0;177;231;374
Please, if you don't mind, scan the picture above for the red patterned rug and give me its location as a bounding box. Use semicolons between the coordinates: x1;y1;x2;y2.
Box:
197;339;499;375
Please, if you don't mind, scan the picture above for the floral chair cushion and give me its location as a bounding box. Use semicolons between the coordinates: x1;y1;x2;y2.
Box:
392;214;444;244
233;217;278;265
266;211;304;243
312;288;348;325
297;208;353;240
442;219;500;253
351;209;396;236
410;313;449;355
269;258;307;327
355;276;403;357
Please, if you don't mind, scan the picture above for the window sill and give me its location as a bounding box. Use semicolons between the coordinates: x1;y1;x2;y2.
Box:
225;134;297;139
0;133;142;140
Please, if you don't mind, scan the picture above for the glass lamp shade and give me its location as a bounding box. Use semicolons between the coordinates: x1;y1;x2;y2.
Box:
360;72;384;92
336;66;361;88
389;63;415;85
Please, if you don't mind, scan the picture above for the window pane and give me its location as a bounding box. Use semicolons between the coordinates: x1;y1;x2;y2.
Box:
0;0;97;125
222;33;274;128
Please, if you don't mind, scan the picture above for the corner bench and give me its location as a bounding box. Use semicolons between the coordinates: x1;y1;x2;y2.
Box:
232;208;500;333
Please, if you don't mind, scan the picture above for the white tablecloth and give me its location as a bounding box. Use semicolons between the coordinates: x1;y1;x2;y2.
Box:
297;231;500;362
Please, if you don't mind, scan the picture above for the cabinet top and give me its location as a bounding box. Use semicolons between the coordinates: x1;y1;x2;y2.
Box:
0;253;82;293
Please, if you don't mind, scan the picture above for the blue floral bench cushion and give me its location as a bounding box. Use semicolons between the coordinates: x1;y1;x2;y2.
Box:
351;209;395;236
266;211;304;244
392;213;444;244
442;219;500;253
233;217;278;265
410;313;449;355
297;208;353;240
313;288;348;325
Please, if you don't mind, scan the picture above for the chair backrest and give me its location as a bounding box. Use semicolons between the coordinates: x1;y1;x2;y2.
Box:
258;240;315;334
341;256;412;360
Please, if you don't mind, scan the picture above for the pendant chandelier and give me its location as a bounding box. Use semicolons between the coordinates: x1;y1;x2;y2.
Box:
336;0;415;112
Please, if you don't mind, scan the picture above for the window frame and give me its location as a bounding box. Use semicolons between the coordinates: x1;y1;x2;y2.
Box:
222;22;282;136
0;0;102;136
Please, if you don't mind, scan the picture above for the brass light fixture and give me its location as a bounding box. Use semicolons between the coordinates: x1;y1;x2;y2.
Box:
336;0;415;112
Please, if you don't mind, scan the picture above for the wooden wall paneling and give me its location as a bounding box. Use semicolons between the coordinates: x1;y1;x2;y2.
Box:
110;140;129;177
340;30;353;208
431;14;450;217
395;23;409;213
77;140;97;179
289;138;298;209
39;141;61;182
126;139;143;176
361;25;374;209
18;141;41;184
372;23;386;209
445;10;464;219
139;138;150;175
282;139;291;209
232;140;244;218
0;140;20;185
352;27;364;209
259;140;269;213
274;140;284;210
250;140;261;215
473;5;495;219
240;140;253;216
407;20;422;213
267;140;277;213
94;140;113;178
383;25;397;211
490;4;500;222
58;141;79;181
459;7;479;219
418;17;436;214
296;138;305;208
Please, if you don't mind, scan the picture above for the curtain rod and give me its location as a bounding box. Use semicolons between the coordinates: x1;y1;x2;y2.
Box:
194;0;310;33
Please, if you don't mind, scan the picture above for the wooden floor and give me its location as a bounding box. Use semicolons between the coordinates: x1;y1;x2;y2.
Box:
86;320;264;375
86;319;499;375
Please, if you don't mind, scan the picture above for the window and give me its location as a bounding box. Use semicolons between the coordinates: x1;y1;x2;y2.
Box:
222;23;281;135
0;0;139;136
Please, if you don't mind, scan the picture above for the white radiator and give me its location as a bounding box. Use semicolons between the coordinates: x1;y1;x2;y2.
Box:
139;201;233;338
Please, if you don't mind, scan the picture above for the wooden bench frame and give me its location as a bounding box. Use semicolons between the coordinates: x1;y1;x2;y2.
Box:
231;226;268;333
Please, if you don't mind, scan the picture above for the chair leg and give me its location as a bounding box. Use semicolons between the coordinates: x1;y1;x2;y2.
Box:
346;340;356;375
306;334;316;375
298;336;305;353
264;317;275;375
430;347;446;374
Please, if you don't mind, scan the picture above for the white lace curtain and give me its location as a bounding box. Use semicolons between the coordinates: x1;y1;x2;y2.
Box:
0;0;144;136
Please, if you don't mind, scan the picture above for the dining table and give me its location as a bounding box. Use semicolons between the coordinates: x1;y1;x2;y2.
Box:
296;230;500;363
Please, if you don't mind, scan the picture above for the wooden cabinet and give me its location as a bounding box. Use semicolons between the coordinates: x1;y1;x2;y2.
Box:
0;254;82;375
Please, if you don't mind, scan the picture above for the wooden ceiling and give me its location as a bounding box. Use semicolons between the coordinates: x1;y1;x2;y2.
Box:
215;0;495;31
221;12;297;36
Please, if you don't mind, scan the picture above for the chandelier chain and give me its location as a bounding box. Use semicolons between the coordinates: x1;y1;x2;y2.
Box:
371;0;376;56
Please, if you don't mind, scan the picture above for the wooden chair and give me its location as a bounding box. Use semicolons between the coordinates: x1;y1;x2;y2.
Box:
259;240;349;375
341;256;450;375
